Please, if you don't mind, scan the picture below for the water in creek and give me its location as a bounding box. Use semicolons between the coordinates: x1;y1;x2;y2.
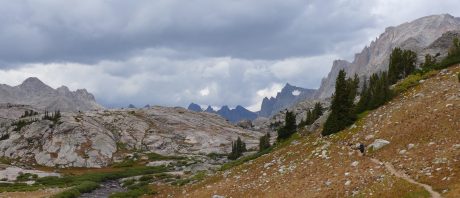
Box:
79;180;126;198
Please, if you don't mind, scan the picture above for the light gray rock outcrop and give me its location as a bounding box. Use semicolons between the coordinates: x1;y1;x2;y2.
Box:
0;106;263;168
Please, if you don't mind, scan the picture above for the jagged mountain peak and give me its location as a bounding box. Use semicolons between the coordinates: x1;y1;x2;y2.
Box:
205;105;215;113
259;83;316;118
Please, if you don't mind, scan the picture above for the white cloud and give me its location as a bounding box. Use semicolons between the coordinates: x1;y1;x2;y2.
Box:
247;83;283;112
199;87;210;96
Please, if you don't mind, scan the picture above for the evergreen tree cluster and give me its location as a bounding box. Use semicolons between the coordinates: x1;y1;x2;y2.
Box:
388;48;417;84
277;111;297;141
322;70;359;136
20;110;39;118
299;102;324;128
356;72;392;113
258;133;271;152
420;53;440;71
43;110;62;123
228;137;247;160
448;37;460;57
11;118;38;132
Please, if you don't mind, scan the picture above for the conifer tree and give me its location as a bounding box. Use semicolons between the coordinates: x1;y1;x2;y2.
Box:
312;102;324;121
259;133;271;151
356;79;369;113
228;136;247;160
322;70;357;136
389;48;417;84
277;111;297;140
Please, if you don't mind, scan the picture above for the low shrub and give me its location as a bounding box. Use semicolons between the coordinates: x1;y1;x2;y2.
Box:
393;74;423;94
52;189;81;198
16;173;38;182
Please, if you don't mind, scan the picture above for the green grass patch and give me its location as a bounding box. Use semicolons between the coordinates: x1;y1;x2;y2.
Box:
1;166;168;194
146;152;185;161
16;173;38;182
110;186;155;198
393;73;423;94
53;181;100;198
206;152;227;160
435;55;460;70
112;158;136;168
0;183;42;192
171;171;207;186
112;173;161;198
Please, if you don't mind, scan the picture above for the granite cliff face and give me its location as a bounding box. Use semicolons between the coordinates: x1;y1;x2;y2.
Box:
0;77;103;112
0;106;263;168
316;14;460;99
259;83;316;118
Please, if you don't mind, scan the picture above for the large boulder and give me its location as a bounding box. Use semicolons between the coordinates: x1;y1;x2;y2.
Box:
368;139;390;151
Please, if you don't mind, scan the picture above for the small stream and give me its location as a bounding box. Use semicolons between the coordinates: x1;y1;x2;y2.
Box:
79;180;126;198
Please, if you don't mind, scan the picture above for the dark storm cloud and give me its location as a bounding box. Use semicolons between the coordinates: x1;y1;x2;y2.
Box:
1;0;460;110
0;0;376;65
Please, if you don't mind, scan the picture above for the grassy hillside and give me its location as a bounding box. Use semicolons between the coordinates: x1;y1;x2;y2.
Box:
155;65;460;198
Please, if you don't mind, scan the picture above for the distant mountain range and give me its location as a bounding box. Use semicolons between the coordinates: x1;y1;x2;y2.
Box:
259;83;316;118
0;77;103;112
187;103;257;123
188;83;316;122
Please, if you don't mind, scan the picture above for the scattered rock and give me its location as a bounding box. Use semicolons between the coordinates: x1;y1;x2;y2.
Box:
212;195;225;198
399;150;407;155
407;144;415;150
440;69;449;75
147;160;174;167
351;161;359;167
365;135;375;140
345;180;351;186
453;144;460;149
368;139;390;151
414;93;425;98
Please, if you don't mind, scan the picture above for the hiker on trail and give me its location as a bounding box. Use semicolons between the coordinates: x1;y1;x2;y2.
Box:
359;143;365;156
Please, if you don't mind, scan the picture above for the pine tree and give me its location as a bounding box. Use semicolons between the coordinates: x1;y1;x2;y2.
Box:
228;136;247;160
277;111;297;140
322;70;357;136
421;54;437;71
356;79;369;114
306;110;313;124
448;37;460;57
389;48;417;84
312;102;324;121
259;133;271;151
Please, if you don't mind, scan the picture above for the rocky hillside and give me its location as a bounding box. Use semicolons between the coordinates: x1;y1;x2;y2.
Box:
259;83;316;118
161;65;460;198
316;14;460;99
0;77;103;112
0;106;263;168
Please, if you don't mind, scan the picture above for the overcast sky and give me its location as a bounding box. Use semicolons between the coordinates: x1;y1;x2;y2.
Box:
1;0;460;111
